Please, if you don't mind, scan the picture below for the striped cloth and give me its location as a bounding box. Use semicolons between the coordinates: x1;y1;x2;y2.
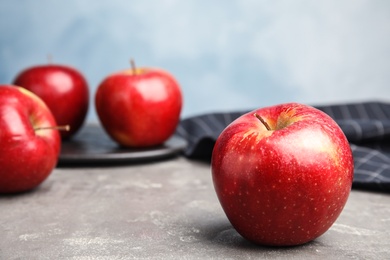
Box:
176;102;390;192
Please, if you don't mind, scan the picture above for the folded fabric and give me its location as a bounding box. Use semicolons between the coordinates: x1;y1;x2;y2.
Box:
176;102;390;192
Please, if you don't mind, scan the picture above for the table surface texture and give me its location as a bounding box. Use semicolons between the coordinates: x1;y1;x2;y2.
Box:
1;157;389;259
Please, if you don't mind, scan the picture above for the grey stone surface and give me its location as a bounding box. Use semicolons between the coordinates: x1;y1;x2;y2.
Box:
1;157;389;259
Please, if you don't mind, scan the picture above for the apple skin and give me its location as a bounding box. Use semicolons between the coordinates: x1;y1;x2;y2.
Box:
211;103;354;246
13;64;89;139
0;85;61;194
95;67;182;147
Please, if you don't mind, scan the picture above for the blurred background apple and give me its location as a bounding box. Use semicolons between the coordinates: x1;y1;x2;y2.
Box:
13;64;89;139
95;65;182;147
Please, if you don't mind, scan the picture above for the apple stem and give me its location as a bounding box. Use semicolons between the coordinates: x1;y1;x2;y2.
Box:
130;59;137;75
34;125;70;132
254;113;271;131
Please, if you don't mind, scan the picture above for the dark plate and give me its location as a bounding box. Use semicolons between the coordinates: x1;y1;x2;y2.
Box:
58;124;187;166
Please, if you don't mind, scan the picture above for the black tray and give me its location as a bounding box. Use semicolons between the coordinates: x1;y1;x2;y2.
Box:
58;124;187;166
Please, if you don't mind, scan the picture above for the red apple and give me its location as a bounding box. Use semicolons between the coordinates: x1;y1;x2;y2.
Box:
211;103;354;246
0;85;61;194
13;63;89;139
95;63;182;147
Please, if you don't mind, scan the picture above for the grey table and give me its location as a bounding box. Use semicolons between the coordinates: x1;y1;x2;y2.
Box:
1;157;389;259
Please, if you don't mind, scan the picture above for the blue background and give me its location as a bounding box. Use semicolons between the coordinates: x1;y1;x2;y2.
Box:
1;0;389;122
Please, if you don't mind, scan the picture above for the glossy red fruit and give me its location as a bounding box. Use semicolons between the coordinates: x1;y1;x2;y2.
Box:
212;103;354;246
95;65;182;147
0;85;61;193
13;64;89;139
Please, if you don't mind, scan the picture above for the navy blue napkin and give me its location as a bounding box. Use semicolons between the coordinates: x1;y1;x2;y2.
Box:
176;102;390;192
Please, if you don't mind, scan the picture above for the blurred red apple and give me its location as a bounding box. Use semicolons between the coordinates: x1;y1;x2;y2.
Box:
211;103;354;246
95;62;182;147
13;63;89;139
0;85;61;193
